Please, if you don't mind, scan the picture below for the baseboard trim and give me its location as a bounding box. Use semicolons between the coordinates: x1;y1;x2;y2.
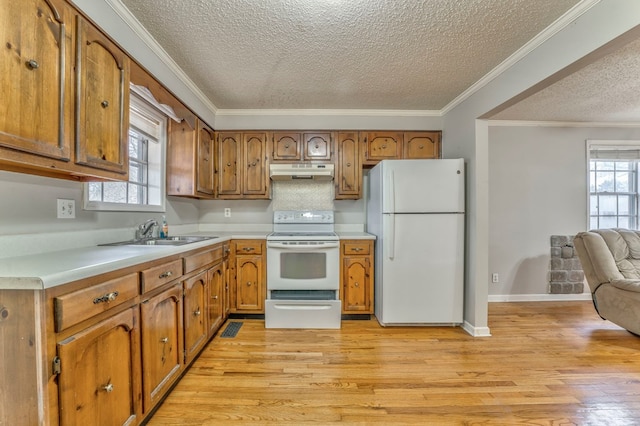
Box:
488;293;592;302
462;321;492;337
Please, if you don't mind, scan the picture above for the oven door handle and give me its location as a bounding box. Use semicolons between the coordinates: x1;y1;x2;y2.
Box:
267;242;340;249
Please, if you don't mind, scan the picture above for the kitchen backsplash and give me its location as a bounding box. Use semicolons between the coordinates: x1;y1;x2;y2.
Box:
271;181;334;211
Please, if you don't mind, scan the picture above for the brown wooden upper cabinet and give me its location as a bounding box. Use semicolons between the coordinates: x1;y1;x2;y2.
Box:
335;132;361;200
361;131;441;166
272;132;301;161
75;16;130;175
216;131;270;199
271;131;333;162
167;116;215;199
0;0;130;181
0;0;72;161
404;131;441;159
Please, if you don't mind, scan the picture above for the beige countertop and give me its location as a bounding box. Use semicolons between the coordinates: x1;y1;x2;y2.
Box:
0;231;375;290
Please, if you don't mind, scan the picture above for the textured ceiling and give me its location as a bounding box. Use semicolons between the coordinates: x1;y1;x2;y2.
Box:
492;36;640;122
120;0;581;111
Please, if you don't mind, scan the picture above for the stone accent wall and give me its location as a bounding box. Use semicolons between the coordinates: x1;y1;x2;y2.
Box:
549;235;584;294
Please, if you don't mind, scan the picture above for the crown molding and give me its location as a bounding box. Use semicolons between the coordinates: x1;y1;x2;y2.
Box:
104;0;218;114
488;120;640;128
441;0;601;116
215;109;442;117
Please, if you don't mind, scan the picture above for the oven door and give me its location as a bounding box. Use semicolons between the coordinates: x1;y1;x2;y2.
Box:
266;240;340;290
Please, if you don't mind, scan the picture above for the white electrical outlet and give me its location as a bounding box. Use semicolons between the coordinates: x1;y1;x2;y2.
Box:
492;273;499;283
224;208;231;218
57;199;75;219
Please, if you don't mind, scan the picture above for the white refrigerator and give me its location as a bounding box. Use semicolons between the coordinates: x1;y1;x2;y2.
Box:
367;159;465;325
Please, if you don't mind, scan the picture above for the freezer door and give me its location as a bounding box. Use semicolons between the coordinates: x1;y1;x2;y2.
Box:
381;159;464;214
375;213;464;324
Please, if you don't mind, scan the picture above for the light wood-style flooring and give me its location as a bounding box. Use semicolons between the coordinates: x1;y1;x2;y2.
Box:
147;302;640;425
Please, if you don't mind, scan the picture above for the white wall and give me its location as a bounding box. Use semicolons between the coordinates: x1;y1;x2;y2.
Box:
488;125;640;297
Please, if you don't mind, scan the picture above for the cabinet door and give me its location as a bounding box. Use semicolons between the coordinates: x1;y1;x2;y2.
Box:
167;117;197;196
57;307;141;426
363;132;403;164
196;121;215;196
208;261;225;336
404;131;441;159
272;132;301;161
342;256;371;313
303;132;332;160
0;0;72;160
217;132;242;197
183;271;208;365
243;132;269;198
140;283;184;414
235;256;264;312
75;16;129;175
335;132;361;199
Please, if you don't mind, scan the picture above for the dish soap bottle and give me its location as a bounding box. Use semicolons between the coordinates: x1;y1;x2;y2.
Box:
160;215;169;238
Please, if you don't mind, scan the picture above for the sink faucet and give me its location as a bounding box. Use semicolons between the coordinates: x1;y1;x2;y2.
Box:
136;219;158;240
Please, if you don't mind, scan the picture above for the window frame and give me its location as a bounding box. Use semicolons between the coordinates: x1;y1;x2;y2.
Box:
587;139;640;230
83;94;167;213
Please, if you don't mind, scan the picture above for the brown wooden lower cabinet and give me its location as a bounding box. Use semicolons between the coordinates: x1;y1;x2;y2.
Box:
57;306;142;425
230;240;266;314
340;240;374;314
140;282;184;414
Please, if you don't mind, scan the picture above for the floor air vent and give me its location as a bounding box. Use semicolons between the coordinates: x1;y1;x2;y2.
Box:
220;321;243;338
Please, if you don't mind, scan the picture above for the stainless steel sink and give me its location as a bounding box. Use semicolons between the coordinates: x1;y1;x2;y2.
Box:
99;235;218;247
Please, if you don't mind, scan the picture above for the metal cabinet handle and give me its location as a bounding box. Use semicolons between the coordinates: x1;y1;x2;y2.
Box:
346;162;351;167
355;282;359;287
212;295;218;300
284;144;289;148
242;247;255;252
194;309;201;316
419;145;424;149
160;337;169;343
315;144;319;149
227;162;231;166
159;271;173;279
93;291;119;304
26;59;39;69
352;247;363;252
246;282;252;287
381;144;387;149
102;383;114;393
101;100;109;108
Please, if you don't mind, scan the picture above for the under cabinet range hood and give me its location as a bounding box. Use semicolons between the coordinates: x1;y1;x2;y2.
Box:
269;163;334;181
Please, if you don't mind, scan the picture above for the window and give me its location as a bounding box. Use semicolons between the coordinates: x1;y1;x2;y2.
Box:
84;94;166;212
588;141;640;230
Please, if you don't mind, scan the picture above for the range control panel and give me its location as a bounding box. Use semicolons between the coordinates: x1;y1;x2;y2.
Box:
273;210;334;224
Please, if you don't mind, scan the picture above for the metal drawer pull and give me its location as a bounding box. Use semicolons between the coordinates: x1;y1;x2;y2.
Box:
194;308;201;316
246;281;252;287
212;295;219;300
352;247;363;252
27;59;39;69
102;383;114;393
101;100;109;108
159;271;173;279
160;337;169;343
355;282;360;287
93;291;119;304
242;247;255;252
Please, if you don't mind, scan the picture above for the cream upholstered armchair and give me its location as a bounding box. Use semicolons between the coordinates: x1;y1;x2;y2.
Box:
574;228;640;335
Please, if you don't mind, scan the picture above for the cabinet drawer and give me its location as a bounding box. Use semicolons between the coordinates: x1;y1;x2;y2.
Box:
141;259;183;293
183;245;223;274
234;241;263;255
342;241;371;255
54;273;139;332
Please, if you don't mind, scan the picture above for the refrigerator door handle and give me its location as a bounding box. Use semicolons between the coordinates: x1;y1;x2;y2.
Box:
385;214;395;260
388;170;395;213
